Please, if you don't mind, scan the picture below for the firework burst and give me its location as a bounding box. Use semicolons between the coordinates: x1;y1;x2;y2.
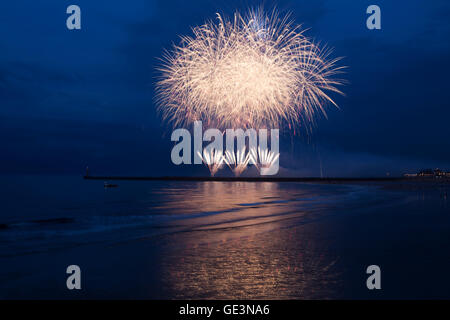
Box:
156;8;344;131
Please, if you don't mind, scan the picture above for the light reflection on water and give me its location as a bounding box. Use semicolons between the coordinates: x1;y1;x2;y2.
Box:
146;182;348;299
0;176;409;299
160;227;342;299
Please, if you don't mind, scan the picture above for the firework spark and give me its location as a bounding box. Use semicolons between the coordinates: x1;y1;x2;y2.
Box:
224;147;252;176
156;8;344;131
250;146;280;173
197;148;224;176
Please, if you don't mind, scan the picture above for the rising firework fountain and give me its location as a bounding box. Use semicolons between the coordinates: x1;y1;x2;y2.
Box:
224;147;252;176
197;148;225;176
249;147;280;173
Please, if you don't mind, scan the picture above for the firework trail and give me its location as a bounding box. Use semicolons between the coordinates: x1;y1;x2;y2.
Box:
250;146;280;173
197;148;224;176
156;8;344;131
224;147;252;176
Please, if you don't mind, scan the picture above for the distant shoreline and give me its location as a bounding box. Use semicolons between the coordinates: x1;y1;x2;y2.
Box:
83;176;448;182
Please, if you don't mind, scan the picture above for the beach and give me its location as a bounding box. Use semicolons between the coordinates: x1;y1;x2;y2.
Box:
0;175;449;299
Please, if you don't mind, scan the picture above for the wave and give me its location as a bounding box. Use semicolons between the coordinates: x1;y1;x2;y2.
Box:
0;182;406;257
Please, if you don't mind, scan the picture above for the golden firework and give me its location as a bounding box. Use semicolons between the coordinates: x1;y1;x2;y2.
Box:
156;9;344;131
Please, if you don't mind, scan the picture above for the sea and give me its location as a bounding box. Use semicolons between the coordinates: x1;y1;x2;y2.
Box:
0;174;449;299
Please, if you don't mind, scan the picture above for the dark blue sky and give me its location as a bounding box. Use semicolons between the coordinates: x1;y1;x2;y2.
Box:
1;0;449;176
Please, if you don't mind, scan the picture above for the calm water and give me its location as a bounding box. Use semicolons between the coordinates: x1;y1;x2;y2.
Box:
0;175;449;299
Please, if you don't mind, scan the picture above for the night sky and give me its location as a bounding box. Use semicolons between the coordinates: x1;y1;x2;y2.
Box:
1;0;449;177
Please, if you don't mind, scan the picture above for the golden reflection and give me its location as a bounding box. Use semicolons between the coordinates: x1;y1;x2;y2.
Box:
154;182;341;299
